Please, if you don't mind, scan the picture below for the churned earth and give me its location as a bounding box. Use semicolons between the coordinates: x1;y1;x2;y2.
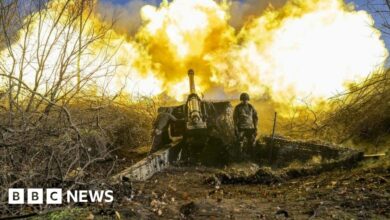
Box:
29;151;389;220
114;161;389;219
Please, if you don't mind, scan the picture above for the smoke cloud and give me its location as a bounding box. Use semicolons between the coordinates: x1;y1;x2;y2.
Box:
229;0;287;28
96;0;158;35
4;0;387;102
96;0;288;35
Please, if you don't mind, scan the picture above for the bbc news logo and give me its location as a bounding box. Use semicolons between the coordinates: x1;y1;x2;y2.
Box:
8;188;114;204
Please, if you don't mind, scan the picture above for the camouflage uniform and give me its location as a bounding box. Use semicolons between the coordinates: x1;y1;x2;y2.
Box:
233;102;258;152
150;108;177;153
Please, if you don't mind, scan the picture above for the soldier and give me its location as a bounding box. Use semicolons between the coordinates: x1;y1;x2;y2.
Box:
233;93;258;153
150;107;177;154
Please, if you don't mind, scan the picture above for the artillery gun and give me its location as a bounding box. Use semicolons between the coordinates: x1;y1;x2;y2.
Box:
113;69;364;182
157;69;235;163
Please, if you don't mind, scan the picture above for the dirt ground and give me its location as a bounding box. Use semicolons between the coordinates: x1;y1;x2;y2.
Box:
109;160;390;220
24;149;389;220
25;160;389;220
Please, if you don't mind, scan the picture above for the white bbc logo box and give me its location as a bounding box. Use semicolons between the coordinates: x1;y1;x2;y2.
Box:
8;188;62;204
8;188;113;204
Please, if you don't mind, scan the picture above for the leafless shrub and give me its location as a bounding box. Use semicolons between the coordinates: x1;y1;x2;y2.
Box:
276;67;389;144
323;69;390;142
0;0;155;217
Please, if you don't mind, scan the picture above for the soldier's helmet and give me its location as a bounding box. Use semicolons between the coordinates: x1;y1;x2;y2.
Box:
240;92;250;101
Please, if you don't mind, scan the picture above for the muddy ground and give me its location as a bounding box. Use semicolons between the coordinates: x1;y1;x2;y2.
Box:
111;160;389;220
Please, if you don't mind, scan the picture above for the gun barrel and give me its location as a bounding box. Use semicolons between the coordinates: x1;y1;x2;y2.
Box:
188;69;196;94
